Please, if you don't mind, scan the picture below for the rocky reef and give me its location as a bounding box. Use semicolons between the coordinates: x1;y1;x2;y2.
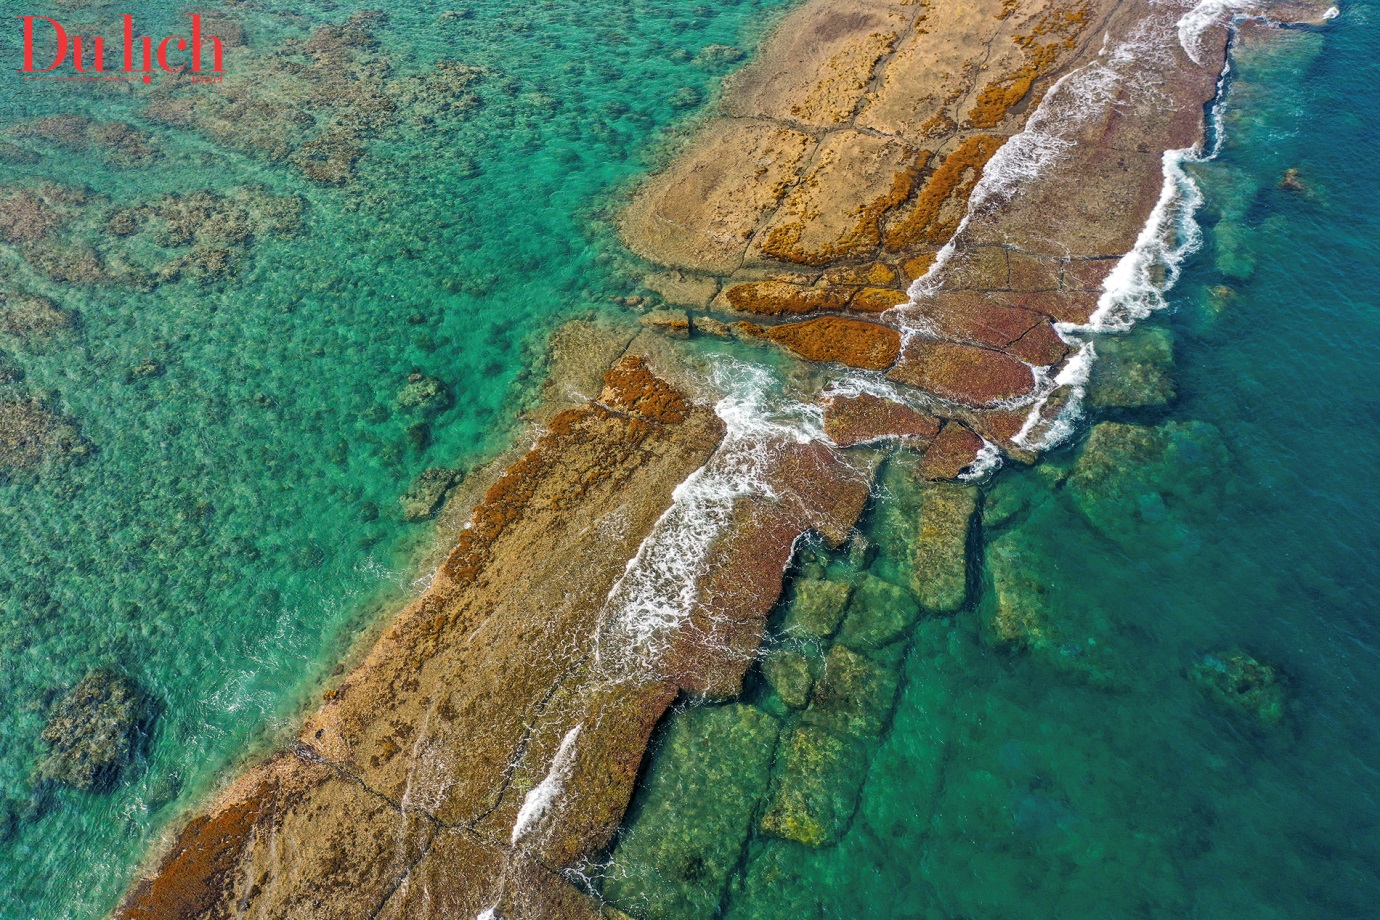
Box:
617;0;1323;473
107;0;1334;915
37;670;149;791
114;342;876;918
0;393;90;482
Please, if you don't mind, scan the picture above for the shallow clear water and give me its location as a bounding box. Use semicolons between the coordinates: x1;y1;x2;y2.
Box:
603;6;1380;919
0;0;793;915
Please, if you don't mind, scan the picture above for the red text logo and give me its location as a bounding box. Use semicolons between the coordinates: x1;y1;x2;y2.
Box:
19;14;225;83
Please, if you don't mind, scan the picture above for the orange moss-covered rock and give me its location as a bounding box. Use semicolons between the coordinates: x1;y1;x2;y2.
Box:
753;316;903;371
722;281;853;316
822;263;898;287
919;421;986;480
850;287;911;314
900;252;939;283
754;131;924;266
823;392;941;448
884;135;1004;250
888;338;1036;407
967;0;1093;128
599;355;690;423
443;357;692;585
117;776;278;919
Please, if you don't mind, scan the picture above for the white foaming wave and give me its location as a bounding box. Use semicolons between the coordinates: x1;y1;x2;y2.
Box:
510;723;581;845
959;439;1004;481
910;20;1175;300
1012;340;1097;450
1178;0;1254;64
595;357;825;666
1087;148;1206;332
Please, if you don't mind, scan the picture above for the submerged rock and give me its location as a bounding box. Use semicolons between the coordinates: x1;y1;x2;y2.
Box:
763;648;815;709
604;704;778;919
400;467;462;521
911;482;977;613
759;724;866;848
804;644;899;740
1190;651;1289;727
781;578;852;640
983;529;1049;651
837;573;919;650
1065;421;1229;546
0;396;90;479
638;308;691;339
0;292;79;345
760;645;900;847
1086;326;1176;409
38;670;149;791
395;373;451;414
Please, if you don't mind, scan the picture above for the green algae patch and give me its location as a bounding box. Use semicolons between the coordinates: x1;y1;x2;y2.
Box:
604;704;779;920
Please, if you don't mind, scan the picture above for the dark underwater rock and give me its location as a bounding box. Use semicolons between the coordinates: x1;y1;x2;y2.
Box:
400;467;462;521
1086;326;1176;409
837;573;918;649
38;670;149;791
603;704;778;920
910;482;977;613
1065;420;1229;546
781;577;852;640
1190;651;1288;727
762;648;815;709
761;645;900;847
395;373;451;414
0;292;79;345
0;395;91;479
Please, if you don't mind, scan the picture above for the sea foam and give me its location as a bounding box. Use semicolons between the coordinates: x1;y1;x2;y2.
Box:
909;3;1243;451
595;358;825;668
511;723;582;845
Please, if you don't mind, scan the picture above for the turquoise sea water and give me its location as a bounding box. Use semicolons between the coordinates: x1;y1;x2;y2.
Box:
0;1;793;916
2;1;1377;918
601;6;1380;920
